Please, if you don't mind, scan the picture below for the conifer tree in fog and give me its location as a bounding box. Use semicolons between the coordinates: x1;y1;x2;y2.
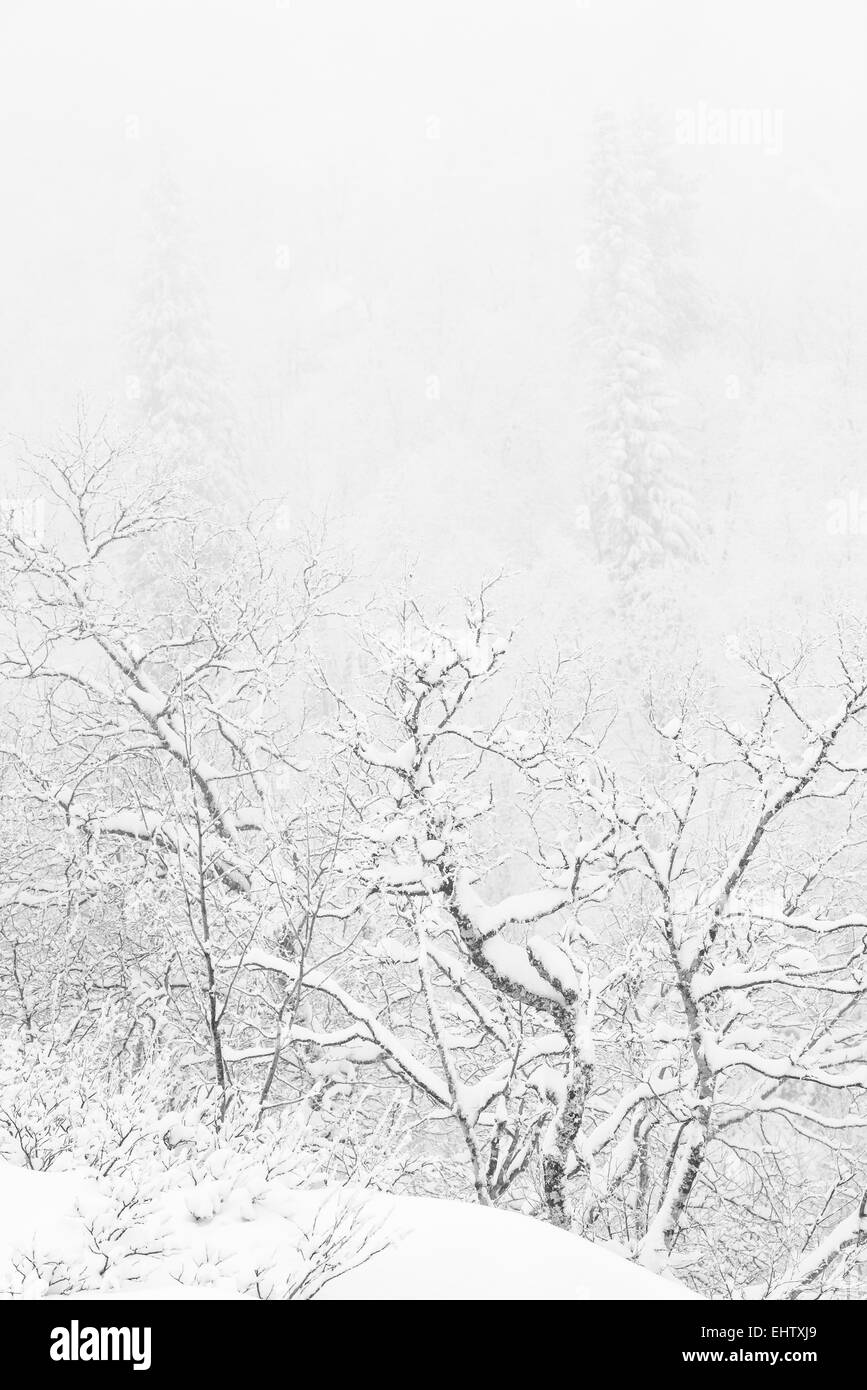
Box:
587;110;702;577
128;172;244;515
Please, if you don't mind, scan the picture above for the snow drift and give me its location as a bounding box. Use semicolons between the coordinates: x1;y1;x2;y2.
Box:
0;1161;693;1300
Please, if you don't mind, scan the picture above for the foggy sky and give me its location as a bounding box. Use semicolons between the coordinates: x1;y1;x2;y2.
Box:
1;0;866;656
2;0;864;429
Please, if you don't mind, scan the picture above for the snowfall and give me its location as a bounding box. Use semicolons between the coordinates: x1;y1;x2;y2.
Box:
0;1159;695;1300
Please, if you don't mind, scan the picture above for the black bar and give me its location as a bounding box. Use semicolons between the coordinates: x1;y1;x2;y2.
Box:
2;1298;859;1378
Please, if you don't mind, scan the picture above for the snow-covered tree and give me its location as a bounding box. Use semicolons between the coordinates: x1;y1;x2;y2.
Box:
0;424;347;1124
244;599;867;1297
3;431;867;1298
128;172;244;516
587;110;703;577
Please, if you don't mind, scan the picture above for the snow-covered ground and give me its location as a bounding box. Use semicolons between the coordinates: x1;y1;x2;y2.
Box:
0;1160;694;1300
316;1194;696;1300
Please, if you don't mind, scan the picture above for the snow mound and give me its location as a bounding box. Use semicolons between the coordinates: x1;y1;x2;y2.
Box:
0;1162;86;1266
0;1161;695;1300
316;1194;697;1300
